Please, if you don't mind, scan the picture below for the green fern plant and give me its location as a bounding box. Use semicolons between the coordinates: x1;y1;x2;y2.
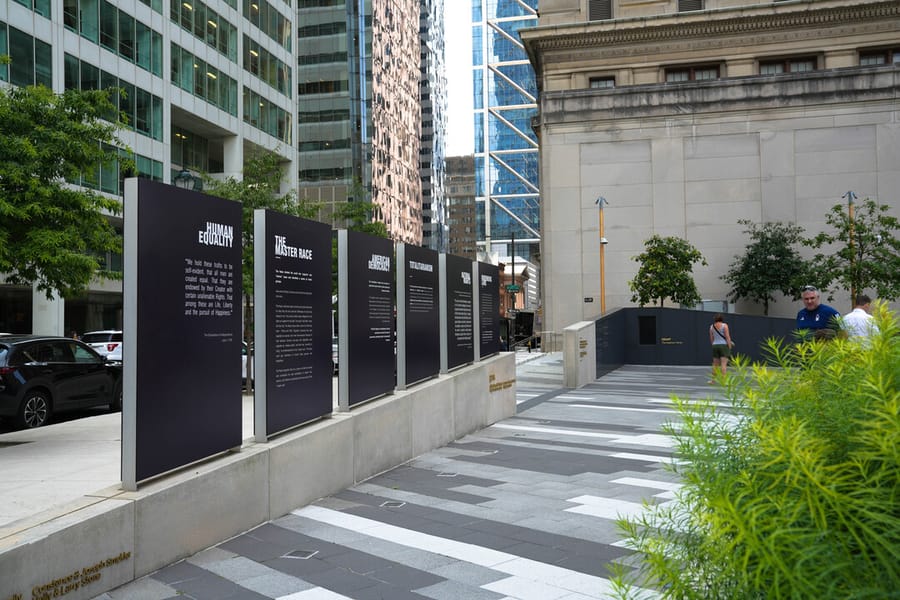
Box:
612;303;900;599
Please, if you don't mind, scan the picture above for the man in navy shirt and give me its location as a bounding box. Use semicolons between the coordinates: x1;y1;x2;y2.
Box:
796;285;840;339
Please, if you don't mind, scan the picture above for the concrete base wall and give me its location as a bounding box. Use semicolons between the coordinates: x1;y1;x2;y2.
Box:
0;353;515;599
563;321;597;388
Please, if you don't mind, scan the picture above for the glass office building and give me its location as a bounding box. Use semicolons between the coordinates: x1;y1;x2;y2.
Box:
297;0;430;246
471;0;539;261
0;0;296;334
420;0;448;252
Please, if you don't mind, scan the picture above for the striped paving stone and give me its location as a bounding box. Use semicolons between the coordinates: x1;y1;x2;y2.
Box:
95;358;724;600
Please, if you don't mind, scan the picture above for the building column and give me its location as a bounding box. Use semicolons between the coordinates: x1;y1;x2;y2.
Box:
32;284;64;336
223;135;244;182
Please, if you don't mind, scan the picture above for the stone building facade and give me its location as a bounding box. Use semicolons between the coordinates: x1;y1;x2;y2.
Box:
521;0;900;344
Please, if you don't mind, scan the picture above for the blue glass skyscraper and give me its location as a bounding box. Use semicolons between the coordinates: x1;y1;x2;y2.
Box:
471;0;539;261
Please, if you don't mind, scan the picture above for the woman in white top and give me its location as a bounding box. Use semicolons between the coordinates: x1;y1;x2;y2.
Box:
709;313;733;381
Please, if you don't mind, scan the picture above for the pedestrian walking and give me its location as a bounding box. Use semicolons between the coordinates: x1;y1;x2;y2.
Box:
709;313;733;382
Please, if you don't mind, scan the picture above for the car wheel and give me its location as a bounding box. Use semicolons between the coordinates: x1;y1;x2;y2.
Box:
17;391;51;429
110;383;123;412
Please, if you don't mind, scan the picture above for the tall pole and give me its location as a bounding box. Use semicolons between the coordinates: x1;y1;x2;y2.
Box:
843;190;857;310
596;197;608;314
510;233;516;312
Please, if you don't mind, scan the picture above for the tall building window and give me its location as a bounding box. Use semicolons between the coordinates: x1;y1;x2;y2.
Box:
63;0;162;76
171;126;210;172
588;0;612;21
759;57;817;75
64;54;164;140
589;76;615;88
860;48;900;65
1;25;52;87
171;44;239;116
170;0;238;61
242;0;291;51
665;65;720;82
243;35;292;95
243;87;292;143
678;0;703;12
13;0;51;18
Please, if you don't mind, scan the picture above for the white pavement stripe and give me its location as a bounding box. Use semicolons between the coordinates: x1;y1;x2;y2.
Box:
482;576;573;599
611;477;682;492
492;424;673;448
565;496;650;520
568;404;679;414
277;588;354;600
611;451;679;464
492;423;621;439
647;398;731;408
292;505;621;598
610;433;673;448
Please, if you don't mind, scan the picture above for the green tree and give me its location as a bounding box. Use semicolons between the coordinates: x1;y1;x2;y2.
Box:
722;220;809;315
203;149;319;344
0;85;126;298
333;199;388;238
329;189;389;295
333;176;388;238
613;304;900;599
629;235;707;308
805;198;900;305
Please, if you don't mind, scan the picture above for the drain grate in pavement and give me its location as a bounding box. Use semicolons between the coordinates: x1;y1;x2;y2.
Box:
380;501;406;508
284;550;319;560
436;472;458;478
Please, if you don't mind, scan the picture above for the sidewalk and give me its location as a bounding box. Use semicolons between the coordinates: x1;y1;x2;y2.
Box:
0;355;539;529
91;357;717;600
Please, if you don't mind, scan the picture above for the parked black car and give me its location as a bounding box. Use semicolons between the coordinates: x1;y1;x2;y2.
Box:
0;335;123;429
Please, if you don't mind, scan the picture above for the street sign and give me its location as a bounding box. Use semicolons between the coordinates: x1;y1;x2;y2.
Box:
506;284;520;292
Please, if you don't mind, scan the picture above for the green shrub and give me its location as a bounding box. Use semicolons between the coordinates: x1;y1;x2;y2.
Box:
612;304;900;600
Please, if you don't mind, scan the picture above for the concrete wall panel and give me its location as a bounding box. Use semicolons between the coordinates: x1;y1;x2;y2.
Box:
410;376;455;457
353;395;413;483
452;365;488;436
268;415;355;519
132;448;270;576
483;355;516;427
0;499;134;600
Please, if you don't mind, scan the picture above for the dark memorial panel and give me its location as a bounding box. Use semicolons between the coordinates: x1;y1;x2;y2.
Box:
403;245;440;384
478;262;501;357
262;210;333;434
347;231;395;405
445;254;474;369
133;179;242;482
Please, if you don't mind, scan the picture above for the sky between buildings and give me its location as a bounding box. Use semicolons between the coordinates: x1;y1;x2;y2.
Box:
444;3;475;156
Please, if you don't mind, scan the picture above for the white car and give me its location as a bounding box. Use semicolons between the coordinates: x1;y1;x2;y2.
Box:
333;337;339;374
81;330;123;362
242;342;254;387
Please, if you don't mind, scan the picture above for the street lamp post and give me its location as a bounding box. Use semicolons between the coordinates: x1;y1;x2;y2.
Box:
174;168;194;190
843;190;857;310
596;196;609;314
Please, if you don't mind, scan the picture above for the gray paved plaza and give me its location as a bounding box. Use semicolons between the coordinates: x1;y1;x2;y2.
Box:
89;355;719;599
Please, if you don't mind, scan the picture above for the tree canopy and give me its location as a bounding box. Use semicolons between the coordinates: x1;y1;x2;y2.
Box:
805;198;900;305
203;149;319;343
722;220;809;315
0;85;125;298
629;235;707;308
